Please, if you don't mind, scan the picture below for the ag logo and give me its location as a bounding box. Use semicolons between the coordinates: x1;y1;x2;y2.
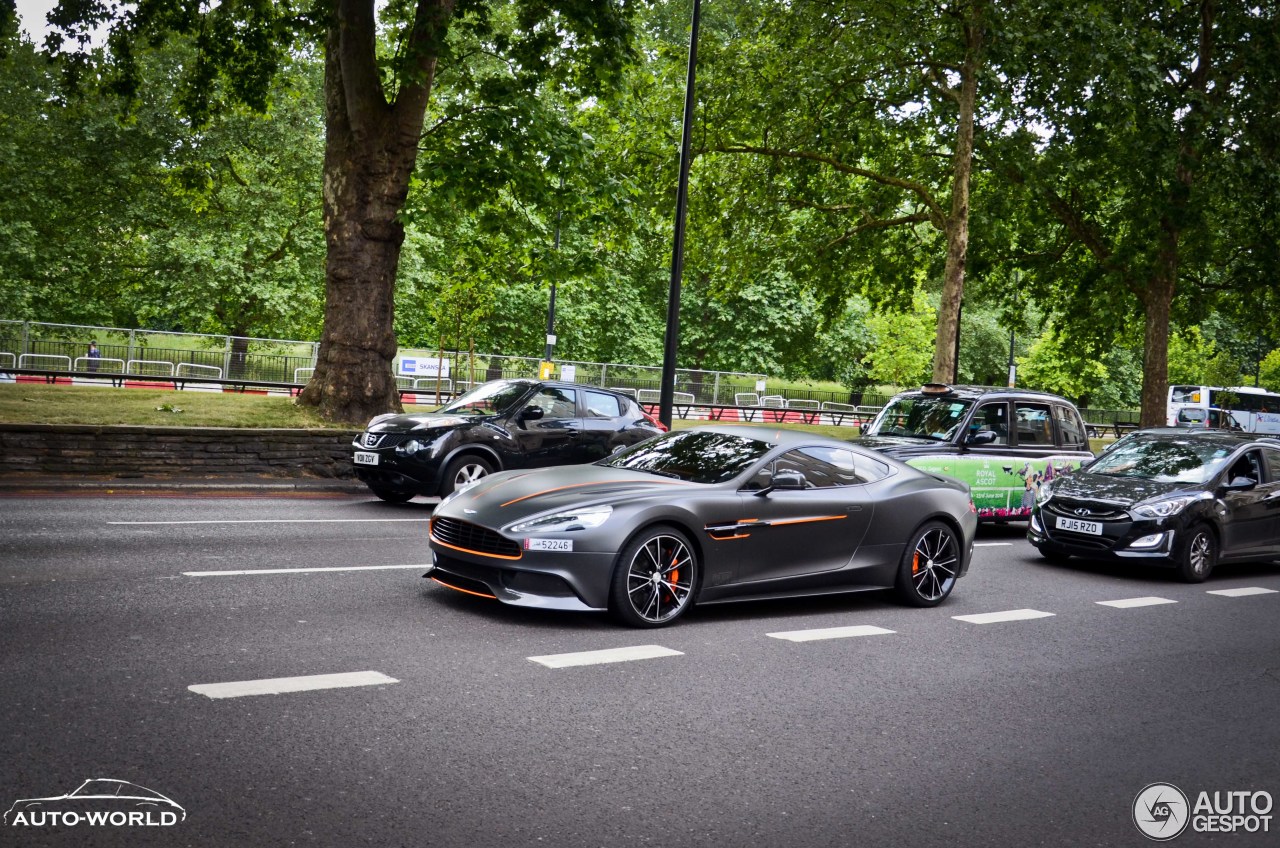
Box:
1133;782;1190;840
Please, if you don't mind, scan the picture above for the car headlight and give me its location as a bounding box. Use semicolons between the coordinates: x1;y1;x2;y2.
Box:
1035;480;1055;506
1131;493;1205;519
395;439;425;456
509;505;613;534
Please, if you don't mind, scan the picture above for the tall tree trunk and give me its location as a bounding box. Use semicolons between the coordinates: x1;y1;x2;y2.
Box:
931;9;982;384
297;0;455;424
1140;228;1179;428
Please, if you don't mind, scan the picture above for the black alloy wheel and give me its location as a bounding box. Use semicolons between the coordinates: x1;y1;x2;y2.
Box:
439;455;494;497
894;521;960;607
609;526;697;627
1175;523;1217;583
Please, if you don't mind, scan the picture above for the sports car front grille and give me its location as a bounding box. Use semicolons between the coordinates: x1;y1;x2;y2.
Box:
431;516;521;559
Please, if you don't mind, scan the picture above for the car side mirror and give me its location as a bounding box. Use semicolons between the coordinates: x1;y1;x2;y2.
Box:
859;423;868;435
519;406;545;421
755;468;807;496
1225;476;1257;491
967;430;998;445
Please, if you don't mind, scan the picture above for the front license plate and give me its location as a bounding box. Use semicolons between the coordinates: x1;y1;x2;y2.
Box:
524;538;573;552
353;451;379;466
1056;516;1102;535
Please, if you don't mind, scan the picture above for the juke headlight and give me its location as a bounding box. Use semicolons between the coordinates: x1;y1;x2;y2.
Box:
1130;493;1205;519
510;505;613;534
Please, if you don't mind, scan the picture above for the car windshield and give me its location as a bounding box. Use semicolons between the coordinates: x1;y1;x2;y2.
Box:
1086;437;1233;484
437;381;531;416
601;430;773;484
866;395;974;441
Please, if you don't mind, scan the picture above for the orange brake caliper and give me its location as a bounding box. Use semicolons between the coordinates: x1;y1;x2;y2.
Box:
912;551;920;574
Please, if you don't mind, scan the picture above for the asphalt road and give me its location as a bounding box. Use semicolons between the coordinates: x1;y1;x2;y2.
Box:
1;492;1278;847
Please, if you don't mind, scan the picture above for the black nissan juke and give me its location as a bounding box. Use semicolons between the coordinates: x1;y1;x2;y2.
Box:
352;379;665;502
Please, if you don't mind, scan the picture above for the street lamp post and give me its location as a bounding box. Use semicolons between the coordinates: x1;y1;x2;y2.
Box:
541;175;565;377
658;0;702;429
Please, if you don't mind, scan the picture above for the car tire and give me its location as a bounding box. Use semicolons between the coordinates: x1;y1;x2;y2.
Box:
893;521;960;607
438;455;494;497
368;486;415;504
609;526;697;628
1175;523;1217;583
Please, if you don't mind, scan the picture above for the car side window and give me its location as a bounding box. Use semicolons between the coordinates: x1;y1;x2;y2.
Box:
971;403;1009;445
527;387;578;419
1013;402;1053;446
748;447;866;489
584;390;623;419
1227;451;1262;484
1264;448;1280;483
1053;405;1087;449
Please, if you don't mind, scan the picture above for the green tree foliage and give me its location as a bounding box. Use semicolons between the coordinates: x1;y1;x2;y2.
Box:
863;288;936;388
996;0;1280;426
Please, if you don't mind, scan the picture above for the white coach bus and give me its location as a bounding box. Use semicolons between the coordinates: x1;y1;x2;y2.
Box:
1167;385;1280;434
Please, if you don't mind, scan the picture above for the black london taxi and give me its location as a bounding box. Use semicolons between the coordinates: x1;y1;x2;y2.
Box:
856;384;1096;521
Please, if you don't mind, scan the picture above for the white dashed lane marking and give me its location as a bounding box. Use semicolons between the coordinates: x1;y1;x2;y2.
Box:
1206;587;1279;598
973;542;1013;547
528;645;683;668
768;625;896;643
1096;597;1178;608
952;609;1056;625
188;671;398;699
184;564;430;577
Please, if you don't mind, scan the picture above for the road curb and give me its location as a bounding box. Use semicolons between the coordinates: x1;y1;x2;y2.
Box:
0;476;370;495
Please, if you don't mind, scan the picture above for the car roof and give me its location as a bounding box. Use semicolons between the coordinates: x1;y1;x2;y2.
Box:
888;383;1078;405
681;423;879;453
494;379;632;398
1121;427;1265;448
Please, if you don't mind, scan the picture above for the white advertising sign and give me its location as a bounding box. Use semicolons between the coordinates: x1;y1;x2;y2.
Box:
398;357;451;378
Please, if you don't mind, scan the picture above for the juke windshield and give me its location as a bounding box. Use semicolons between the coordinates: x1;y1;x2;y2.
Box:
437;381;532;416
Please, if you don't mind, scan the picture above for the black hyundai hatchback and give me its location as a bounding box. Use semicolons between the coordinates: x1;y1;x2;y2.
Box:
1028;428;1280;581
352;379;664;502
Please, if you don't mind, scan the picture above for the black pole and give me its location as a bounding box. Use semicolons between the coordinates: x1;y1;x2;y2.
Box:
659;0;701;428
543;174;565;364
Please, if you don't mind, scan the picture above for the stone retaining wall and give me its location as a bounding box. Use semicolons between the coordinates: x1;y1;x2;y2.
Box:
0;424;361;478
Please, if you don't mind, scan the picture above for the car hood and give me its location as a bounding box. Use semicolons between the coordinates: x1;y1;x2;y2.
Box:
437;463;701;525
369;413;485;433
1047;472;1194;506
854;435;952;457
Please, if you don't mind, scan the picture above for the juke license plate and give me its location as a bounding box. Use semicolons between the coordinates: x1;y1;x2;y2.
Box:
1055;516;1102;535
354;451;380;466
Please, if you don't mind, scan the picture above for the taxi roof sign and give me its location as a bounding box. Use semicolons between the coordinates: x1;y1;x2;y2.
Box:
920;383;955;395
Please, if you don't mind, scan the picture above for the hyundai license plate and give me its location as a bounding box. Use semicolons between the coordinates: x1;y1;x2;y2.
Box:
354;451;379;466
1056;516;1101;535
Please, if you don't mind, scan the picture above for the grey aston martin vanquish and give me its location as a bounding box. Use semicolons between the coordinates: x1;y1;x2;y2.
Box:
427;426;978;627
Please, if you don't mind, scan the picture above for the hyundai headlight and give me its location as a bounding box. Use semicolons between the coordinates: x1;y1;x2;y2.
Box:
1035;480;1055;506
510;505;613;534
1131;493;1204;519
